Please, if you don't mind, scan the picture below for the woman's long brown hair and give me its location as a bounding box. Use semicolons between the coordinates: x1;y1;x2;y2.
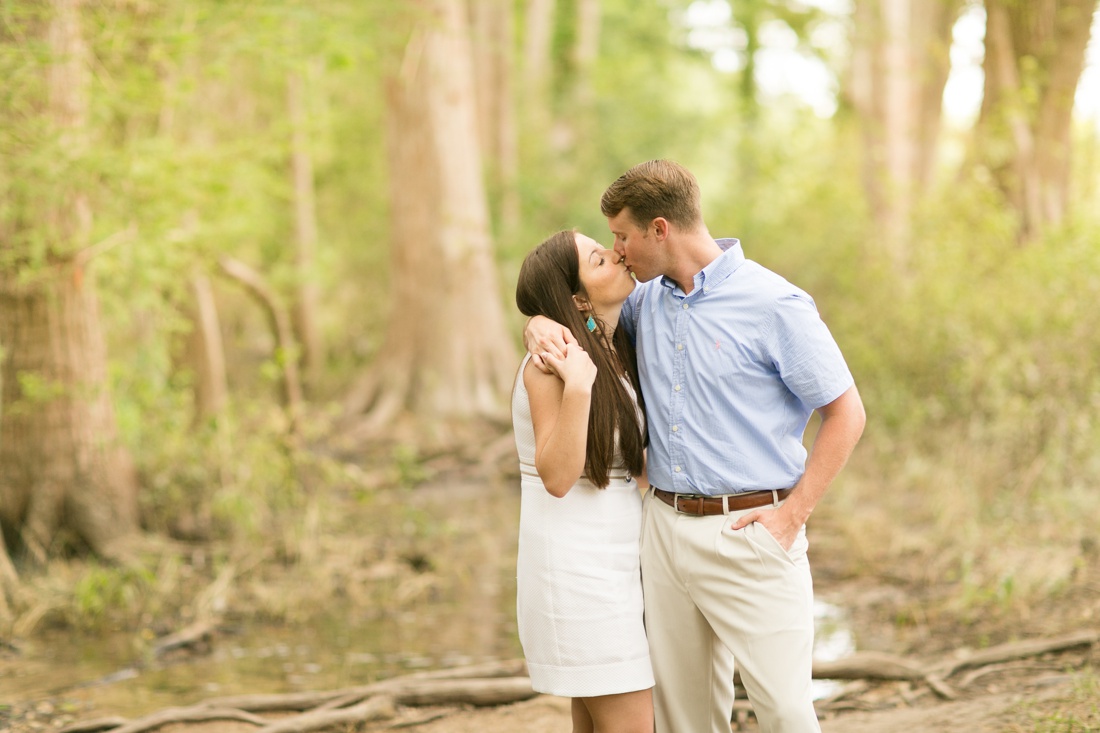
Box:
515;230;647;487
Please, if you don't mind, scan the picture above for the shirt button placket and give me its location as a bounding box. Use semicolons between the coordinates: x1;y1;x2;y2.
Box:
671;296;689;490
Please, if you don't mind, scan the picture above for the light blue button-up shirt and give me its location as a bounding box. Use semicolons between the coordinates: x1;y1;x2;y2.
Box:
620;239;853;495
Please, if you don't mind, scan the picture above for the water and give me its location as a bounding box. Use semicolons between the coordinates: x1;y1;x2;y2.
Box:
812;599;856;699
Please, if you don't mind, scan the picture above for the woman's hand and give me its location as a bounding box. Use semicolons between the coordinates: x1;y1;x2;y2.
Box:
524;316;577;374
541;343;596;392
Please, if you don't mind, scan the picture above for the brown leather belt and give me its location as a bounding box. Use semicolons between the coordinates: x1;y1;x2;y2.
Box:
653;487;792;516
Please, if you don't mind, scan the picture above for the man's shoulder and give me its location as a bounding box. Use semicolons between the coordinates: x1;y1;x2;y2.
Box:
732;259;810;302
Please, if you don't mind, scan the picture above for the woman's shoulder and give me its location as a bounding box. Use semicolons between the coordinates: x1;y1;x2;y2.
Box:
522;356;560;390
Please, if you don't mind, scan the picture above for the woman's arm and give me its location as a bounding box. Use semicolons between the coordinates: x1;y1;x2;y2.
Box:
524;344;596;497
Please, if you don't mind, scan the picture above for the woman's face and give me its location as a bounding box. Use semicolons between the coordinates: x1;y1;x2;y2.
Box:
575;232;635;312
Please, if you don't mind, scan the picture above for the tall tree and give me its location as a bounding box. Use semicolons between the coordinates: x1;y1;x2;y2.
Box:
0;0;139;563
469;0;520;239
346;0;515;433
523;0;557;107
848;0;962;268
977;0;1097;241
287;64;324;392
186;272;229;423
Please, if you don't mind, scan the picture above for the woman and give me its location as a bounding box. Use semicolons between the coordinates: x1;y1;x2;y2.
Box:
512;230;653;733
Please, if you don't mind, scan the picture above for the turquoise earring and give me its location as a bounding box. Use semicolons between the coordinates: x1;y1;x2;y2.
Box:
585;315;597;332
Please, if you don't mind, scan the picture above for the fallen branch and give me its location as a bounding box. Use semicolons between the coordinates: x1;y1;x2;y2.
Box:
75;707;269;733
932;629;1100;678
199;659;528;712
151;618;217;658
255;696;395;733
808;630;1099;702
812;651;926;681
58;717;129;733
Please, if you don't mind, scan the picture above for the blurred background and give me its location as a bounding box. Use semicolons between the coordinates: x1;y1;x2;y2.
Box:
1;0;1099;726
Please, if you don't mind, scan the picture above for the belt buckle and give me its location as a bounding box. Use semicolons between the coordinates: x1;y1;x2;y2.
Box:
673;494;702;515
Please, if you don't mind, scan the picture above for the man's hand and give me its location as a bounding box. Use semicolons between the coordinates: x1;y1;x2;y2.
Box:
730;507;801;551
523;315;578;374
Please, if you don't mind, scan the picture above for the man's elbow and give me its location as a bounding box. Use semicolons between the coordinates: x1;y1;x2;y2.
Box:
845;385;867;440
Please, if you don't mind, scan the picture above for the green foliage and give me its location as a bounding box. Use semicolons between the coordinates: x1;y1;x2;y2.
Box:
390;444;430;489
71;564;156;628
3;2;1099;633
132;400;304;543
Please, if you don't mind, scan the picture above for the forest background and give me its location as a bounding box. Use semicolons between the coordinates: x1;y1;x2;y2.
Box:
2;0;1100;729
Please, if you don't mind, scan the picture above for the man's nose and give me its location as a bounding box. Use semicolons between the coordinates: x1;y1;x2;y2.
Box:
612;246;625;263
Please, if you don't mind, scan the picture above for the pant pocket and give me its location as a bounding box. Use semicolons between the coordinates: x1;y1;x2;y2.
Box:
746;521;807;566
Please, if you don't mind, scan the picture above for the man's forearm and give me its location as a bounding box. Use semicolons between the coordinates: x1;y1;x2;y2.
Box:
786;386;866;524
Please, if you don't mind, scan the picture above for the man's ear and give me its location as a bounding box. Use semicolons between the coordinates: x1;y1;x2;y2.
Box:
652;217;669;240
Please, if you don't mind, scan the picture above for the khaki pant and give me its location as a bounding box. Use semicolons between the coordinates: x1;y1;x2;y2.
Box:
641;489;820;733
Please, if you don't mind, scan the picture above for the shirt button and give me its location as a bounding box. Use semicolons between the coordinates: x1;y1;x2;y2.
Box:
703;286;709;293
674;466;682;473
676;343;684;350
671;426;679;432
674;385;681;392
682;303;689;310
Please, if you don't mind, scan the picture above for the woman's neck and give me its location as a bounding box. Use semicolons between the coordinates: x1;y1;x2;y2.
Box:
594;307;619;339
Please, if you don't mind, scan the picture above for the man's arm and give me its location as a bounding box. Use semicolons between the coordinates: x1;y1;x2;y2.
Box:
523;316;577;373
731;384;866;548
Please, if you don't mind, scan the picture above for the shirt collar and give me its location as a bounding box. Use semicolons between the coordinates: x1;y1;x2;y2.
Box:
660;238;745;295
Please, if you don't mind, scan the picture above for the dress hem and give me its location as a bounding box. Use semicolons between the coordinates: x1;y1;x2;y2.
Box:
527;657;655;698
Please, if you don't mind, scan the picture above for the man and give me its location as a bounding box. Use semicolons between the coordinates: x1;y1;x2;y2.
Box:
525;159;865;732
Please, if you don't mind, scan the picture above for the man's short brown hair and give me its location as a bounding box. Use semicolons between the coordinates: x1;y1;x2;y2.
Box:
600;159;702;231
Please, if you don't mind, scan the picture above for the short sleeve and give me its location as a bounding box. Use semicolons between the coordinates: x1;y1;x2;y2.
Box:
766;292;854;409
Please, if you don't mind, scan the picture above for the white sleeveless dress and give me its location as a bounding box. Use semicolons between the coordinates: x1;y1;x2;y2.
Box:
512;355;654;697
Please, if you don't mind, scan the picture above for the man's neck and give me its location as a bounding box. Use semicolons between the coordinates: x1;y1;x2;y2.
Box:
667;233;722;295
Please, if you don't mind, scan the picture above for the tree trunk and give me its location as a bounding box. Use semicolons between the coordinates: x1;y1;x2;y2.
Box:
0;0;139;564
548;0;601;158
848;0;961;268
186;272;229;423
287;66;323;391
350;0;515;432
522;0;556;105
977;0;1096;241
572;0;601;105
0;270;140;563
218;257;304;427
469;0;520;240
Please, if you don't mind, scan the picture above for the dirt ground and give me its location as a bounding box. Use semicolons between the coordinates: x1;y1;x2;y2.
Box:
402;680;1093;733
3;585;1096;733
2;467;1098;733
2;677;1094;733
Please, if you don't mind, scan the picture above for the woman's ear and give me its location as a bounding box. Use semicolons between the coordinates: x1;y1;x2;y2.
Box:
572;294;590;312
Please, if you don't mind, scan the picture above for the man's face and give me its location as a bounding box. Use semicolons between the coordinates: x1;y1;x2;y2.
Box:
608;208;660;283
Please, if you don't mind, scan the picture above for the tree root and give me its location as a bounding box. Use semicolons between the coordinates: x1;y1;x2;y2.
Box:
59;660;534;733
811;629;1099;707
58;632;1098;732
